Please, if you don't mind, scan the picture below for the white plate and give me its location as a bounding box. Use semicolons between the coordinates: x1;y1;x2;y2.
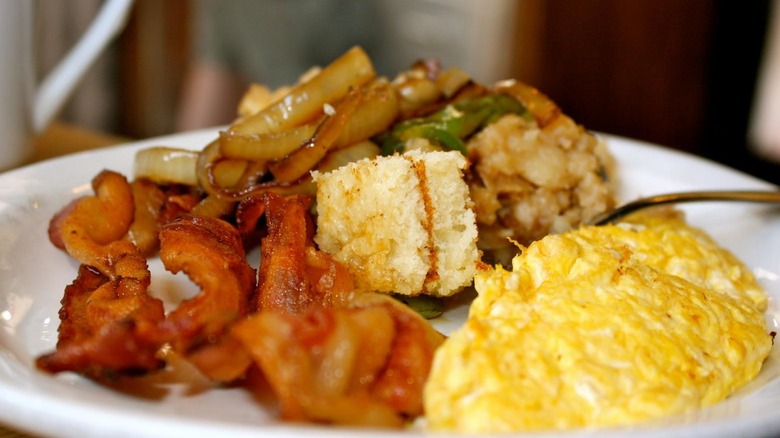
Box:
0;130;778;438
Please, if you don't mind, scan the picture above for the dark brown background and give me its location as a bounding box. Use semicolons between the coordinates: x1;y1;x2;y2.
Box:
512;1;776;184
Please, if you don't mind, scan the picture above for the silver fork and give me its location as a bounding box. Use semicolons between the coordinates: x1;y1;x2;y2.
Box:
589;190;780;226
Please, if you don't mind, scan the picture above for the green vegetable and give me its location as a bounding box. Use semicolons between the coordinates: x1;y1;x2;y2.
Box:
392;293;444;319
380;94;530;155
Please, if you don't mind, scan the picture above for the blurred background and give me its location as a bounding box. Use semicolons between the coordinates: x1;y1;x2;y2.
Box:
36;0;780;184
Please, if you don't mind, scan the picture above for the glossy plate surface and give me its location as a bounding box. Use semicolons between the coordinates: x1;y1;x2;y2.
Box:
0;130;778;438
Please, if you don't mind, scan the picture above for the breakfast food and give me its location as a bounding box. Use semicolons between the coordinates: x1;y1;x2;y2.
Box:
312;148;480;297
32;44;772;432
131;47;618;272
424;209;773;432
466;81;617;266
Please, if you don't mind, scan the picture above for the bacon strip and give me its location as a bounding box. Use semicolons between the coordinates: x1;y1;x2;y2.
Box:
50;170;137;279
252;194;316;313
231;306;403;427
40;184;444;428
38;170;166;376
229;193;443;424
231;295;444;425
157;215;256;353
36;278;165;376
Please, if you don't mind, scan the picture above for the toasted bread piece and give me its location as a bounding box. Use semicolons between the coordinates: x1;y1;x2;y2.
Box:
313;149;479;296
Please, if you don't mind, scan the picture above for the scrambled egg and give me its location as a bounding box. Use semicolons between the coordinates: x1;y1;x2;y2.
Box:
424;210;773;432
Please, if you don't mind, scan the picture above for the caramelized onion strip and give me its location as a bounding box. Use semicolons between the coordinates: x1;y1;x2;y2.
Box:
134;147;199;186
195;140;223;198
211;158;251;188
494;79;561;127
230;46;375;136
219;121;319;161
268;88;362;183
331;79;399;148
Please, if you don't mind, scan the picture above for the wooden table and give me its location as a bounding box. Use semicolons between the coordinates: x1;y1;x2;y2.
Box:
27;121;130;164
1;122;129;438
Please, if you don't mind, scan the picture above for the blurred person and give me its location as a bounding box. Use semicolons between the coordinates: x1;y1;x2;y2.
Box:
175;0;387;131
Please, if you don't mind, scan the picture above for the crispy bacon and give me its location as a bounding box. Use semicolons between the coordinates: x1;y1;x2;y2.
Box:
231;305;402;426
157;215;256;354
229;193;443;424
251;193;317;313
49;170;136;279
364;297;443;414
39;181;443;428
182;335;253;383
303;246;354;308
38;171;166;377
34;262;164;376
231;296;444;426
